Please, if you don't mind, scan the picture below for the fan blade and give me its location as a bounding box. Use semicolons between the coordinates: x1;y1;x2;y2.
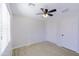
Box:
48;9;56;13
48;14;53;16
36;13;43;15
45;9;48;13
40;8;44;12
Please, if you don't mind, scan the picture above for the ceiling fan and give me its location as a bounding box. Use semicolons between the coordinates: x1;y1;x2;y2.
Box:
37;8;57;17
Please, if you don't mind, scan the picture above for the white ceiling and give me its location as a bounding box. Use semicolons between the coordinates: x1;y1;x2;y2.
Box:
8;3;79;19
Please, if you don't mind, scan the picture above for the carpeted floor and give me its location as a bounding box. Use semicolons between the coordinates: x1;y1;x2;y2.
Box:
12;41;79;56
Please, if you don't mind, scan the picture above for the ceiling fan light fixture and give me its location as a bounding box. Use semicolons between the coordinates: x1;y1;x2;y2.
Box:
42;14;48;18
37;8;56;17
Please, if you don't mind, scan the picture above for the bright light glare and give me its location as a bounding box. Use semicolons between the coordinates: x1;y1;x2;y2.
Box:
42;14;48;18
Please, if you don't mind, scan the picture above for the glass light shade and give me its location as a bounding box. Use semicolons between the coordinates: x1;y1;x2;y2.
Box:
42;14;48;18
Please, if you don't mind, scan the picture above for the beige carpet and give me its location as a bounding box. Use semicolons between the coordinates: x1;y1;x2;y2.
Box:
12;41;79;56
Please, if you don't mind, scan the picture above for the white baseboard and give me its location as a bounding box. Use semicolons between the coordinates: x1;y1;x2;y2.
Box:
47;40;79;54
75;50;79;53
12;40;46;50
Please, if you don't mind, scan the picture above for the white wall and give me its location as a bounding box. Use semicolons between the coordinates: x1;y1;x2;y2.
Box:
78;18;79;52
0;4;2;55
45;17;62;46
46;15;79;52
12;16;46;48
12;15;79;53
46;18;59;45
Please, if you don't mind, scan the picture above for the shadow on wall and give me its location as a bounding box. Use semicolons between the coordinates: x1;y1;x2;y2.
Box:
0;39;11;56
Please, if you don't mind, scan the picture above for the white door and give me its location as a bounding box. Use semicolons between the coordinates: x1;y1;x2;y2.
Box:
0;4;11;56
60;17;78;52
0;4;2;55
